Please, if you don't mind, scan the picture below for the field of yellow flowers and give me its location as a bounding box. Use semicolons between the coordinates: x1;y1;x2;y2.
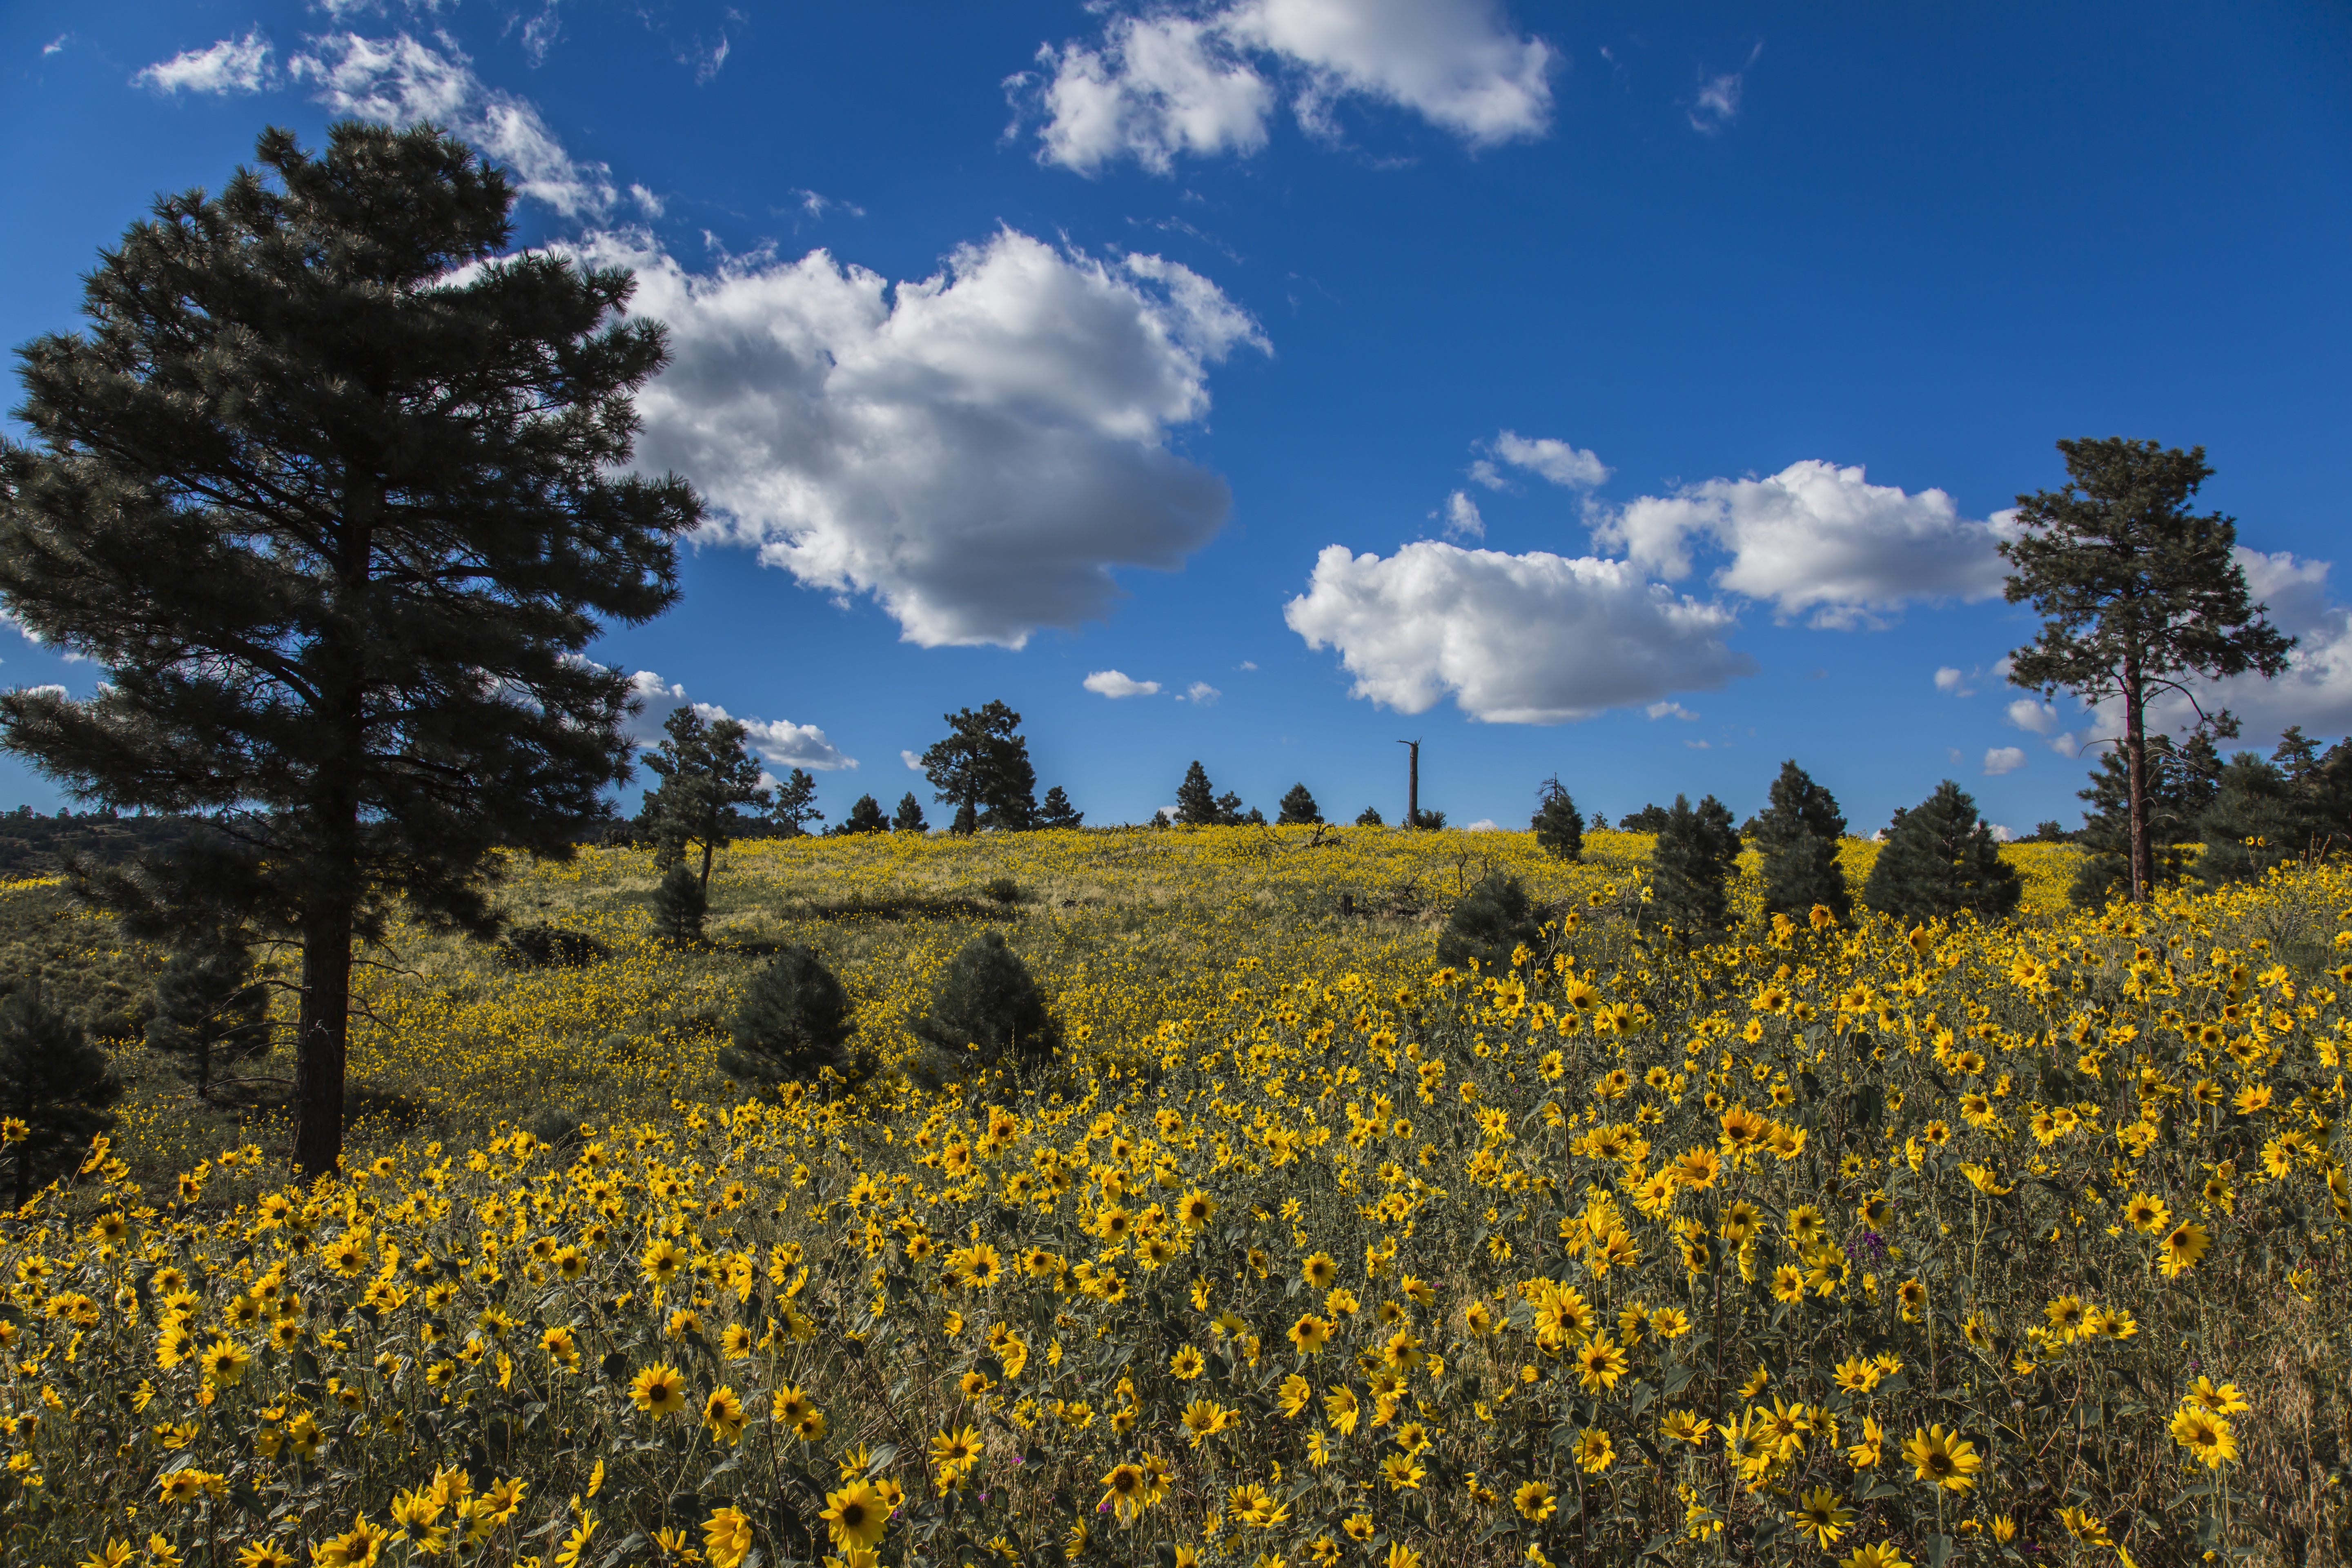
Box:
5;824;2346;1568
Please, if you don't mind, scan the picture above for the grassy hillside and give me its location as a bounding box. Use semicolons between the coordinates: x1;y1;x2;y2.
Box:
6;827;2344;1568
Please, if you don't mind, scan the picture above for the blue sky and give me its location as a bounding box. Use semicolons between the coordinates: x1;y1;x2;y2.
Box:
4;1;2349;835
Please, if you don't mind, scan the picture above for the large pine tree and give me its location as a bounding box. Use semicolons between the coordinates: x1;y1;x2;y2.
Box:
0;125;698;1174
2001;439;2292;901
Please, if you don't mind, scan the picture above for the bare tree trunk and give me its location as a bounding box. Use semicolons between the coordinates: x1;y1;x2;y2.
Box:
1400;739;1420;829
292;900;354;1176
2123;647;2149;902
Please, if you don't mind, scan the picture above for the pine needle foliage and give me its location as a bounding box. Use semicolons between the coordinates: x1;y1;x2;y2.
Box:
1277;784;1322;826
1862;780;2024;922
891;793;929;833
717;945;858;1091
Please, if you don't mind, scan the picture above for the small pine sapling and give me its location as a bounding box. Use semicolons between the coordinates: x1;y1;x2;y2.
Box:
909;931;1063;1085
650;862;708;946
718;946;860;1091
1436;873;1546;976
1862;780;2023;922
145;936;272;1099
0;988;122;1207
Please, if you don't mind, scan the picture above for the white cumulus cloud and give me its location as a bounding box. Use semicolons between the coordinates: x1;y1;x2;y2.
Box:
1595;459;2009;628
901;750;924;771
593;227;1266;648
1983;746;2027;776
625;670;854;771
1645;701;1697;721
288;33;619;219
134;31;276;95
1084;669;1162;698
1180;681;1222;704
1934;666;1973;695
2005;698;2061;735
732;715;856;772
1486;430;1610;489
1284;541;1753;724
1020;0;1554;174
1027;14;1275;176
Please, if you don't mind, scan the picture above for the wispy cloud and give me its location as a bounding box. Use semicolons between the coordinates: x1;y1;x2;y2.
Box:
134;31;276;95
1688;44;1760;134
289;32;620;219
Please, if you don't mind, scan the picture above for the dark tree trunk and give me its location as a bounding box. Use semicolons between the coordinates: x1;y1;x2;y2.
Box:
2124;646;2148;902
292;898;354;1176
699;822;716;895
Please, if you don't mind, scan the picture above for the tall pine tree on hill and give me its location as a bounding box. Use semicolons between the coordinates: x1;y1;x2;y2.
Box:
1752;760;1851;922
921;702;1037;832
768;768;824;837
1174;762;1220;825
2001;439;2293;901
640;706;770;891
0;124;698;1174
1530;776;1584;861
891;793;929;833
1862;781;2022;922
1277;784;1321;825
1036;786;1085;829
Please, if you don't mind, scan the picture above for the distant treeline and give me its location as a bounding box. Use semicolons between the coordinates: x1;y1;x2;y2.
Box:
0;808;210;878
